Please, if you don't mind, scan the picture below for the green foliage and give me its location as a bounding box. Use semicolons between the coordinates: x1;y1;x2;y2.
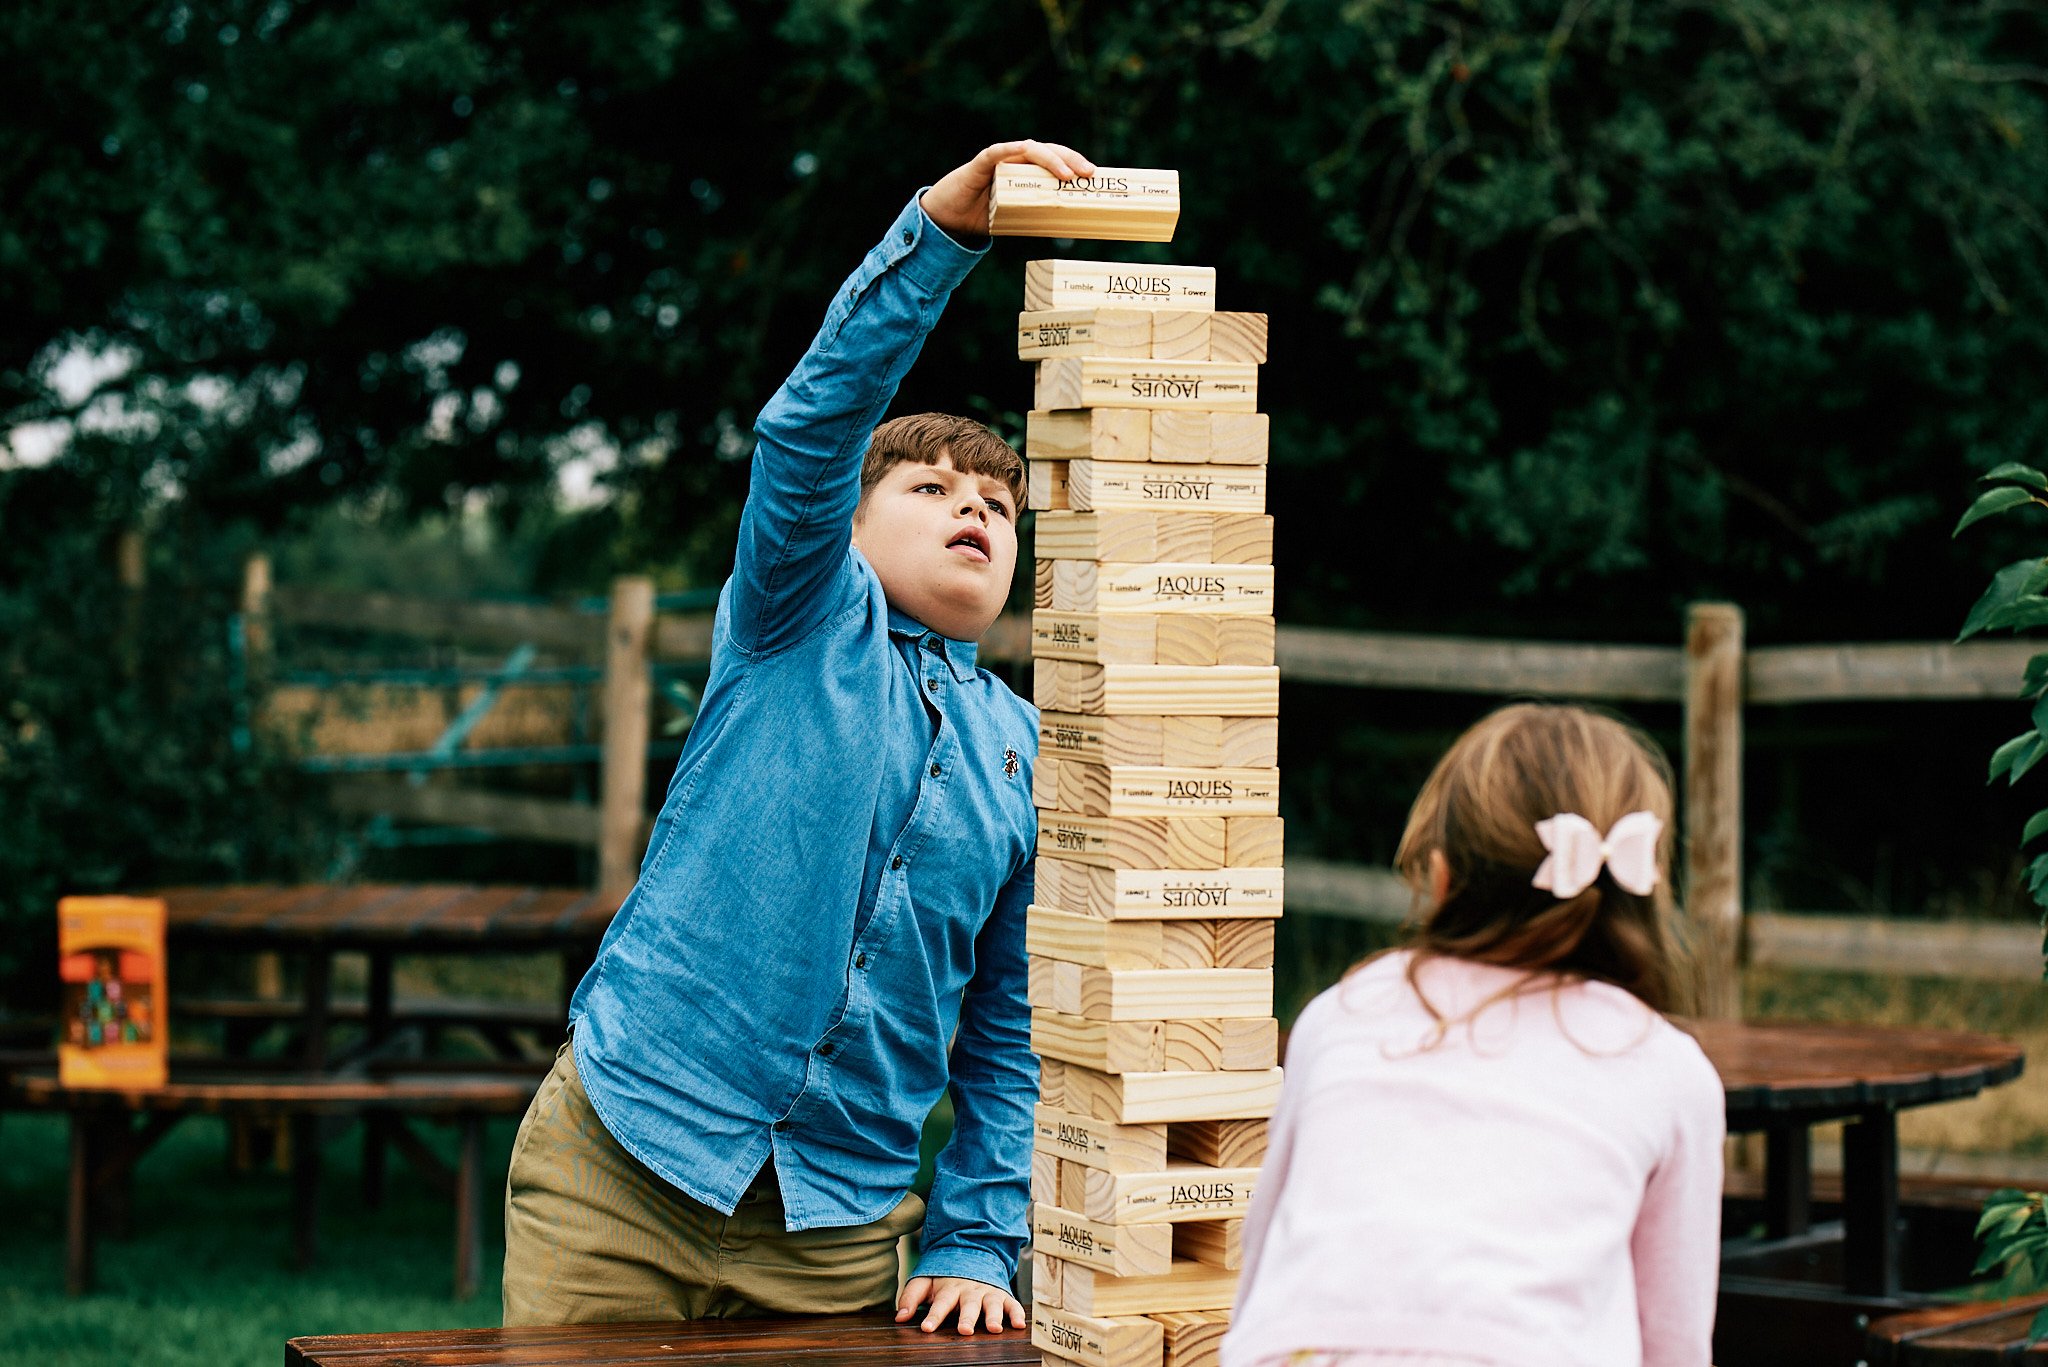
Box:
1973;1190;2048;1338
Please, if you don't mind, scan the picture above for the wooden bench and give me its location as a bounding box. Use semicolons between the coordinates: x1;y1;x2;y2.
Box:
9;1066;539;1299
1866;1293;2048;1363
285;1313;1044;1365
177;994;563;1061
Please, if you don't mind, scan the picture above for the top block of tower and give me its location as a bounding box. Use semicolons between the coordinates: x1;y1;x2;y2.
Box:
989;166;1180;242
1026;261;1216;313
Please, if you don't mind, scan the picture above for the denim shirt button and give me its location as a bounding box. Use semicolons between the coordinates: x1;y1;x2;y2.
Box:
901;228;914;245
924;636;943;653
856;952;869;969
925;678;939;693
930;763;942;778
891;855;903;870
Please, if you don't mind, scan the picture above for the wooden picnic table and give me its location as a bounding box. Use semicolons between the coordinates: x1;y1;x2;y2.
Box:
1694;1018;2026;1367
285;1312;1043;1366
1865;1293;2048;1363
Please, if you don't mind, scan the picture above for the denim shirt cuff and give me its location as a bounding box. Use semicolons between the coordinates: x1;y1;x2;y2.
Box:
890;189;991;295
909;1244;1014;1292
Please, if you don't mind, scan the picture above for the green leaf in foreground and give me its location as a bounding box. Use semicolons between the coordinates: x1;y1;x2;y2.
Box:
1983;464;2048;491
1963;561;2048;640
1957;486;2041;537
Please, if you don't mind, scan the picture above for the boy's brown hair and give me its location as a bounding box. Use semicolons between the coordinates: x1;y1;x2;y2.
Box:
858;414;1026;508
1390;702;1695;1015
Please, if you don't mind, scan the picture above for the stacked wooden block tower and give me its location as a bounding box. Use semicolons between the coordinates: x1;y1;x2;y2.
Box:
998;174;1283;1367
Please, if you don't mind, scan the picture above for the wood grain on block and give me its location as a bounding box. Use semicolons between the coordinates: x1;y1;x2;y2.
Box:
1160;716;1280;767
1033;612;1154;665
1149;412;1270;466
1173;1221;1244;1272
1029;409;1152;463
1166;1119;1269;1168
1225;816;1285;867
1033;513;1273;566
1069;462;1266;515
1059;1259;1238;1318
991;168;1181;244
1036;662;1280;717
1034;857;1285;921
1157;921;1214;970
1075;967;1273;1022
1038;811;1227;870
1060;1155;1092;1210
1036;556;1057;608
1149;310;1211;361
1083;1162;1261;1225
1034;1103;1168;1175
1066;1064;1284;1125
1037;359;1257;414
1029;908;1167;968
1041;712;1168;766
1213;919;1277;969
1033;1305;1164;1367
1153;1309;1231;1367
1035;1250;1065;1307
1033;1009;1167;1073
1207;313;1269;364
1034;1148;1060;1203
1164;1017;1280;1071
1018;310;1155;359
1024;261;1216;313
1032;614;1274;666
1036;1203;1174;1278
1033;755;1061;810
1050;762;1281;818
1030;461;1071;513
1053;561;1275;616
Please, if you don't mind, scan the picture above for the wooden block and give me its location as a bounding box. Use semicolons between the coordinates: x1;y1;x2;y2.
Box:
1172;1222;1244;1273
1034;1009;1167;1073
1211;615;1275;666
1035;1250;1065;1307
1037;359;1257;413
1082;1162;1261;1225
1207;521;1275;571
1153;1309;1231;1367
1069;462;1267;514
1039;812;1226;870
1034;662;1280;716
1029;908;1165;968
1030;409;1152;463
1167;1119;1269;1168
1033;856;1284;921
1163;1017;1279;1071
1030;460;1071;512
1034;1304;1165;1367
1036;555;1057;606
1051;562;1275;616
1034;1103;1169;1175
1207;313;1268;364
1157;921;1214;970
1213;919;1276;969
1225;816;1285;867
1149;412;1270;466
1041;712;1168;766
1034;1149;1059;1203
992;168;1181;244
1060;1259;1237;1317
1060;1155;1092;1209
1159;716;1280;767
1024;260;1216;312
1048;763;1281;817
1033;753;1062;809
1065;1063;1284;1125
1036;512;1160;563
1019;310;1155;359
1031;514;1274;566
1149;310;1211;361
1041;1058;1069;1110
1033;612;1156;665
1036;1202;1175;1278
1073;967;1273;1022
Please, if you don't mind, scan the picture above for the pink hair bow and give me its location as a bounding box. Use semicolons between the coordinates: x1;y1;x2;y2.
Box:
1531;811;1664;899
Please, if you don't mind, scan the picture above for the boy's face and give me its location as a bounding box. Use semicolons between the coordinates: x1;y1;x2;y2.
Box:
852;452;1019;641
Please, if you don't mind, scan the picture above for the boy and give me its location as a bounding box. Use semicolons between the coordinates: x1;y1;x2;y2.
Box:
503;140;1098;1335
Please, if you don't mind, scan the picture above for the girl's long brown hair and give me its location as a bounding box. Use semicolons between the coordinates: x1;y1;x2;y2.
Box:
1388;703;1695;1016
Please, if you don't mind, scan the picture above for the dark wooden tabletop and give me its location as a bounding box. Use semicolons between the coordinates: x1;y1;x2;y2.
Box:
153;884;617;951
1689;1018;2025;1124
285;1313;1043;1366
1865;1294;2048;1363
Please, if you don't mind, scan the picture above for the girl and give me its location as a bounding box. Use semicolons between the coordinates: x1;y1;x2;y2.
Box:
1223;704;1723;1367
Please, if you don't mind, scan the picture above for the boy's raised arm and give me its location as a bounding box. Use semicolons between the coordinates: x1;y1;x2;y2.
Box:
727;142;1094;655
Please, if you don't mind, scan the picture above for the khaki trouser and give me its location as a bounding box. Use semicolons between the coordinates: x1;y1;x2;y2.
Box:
503;1043;926;1325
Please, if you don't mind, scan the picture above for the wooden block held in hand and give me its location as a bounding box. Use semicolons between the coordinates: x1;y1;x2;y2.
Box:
1037;358;1257;413
992;167;1181;244
1024;260;1216;312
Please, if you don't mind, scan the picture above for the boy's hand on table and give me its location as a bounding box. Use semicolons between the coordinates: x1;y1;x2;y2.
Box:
919;140;1098;241
896;1274;1029;1335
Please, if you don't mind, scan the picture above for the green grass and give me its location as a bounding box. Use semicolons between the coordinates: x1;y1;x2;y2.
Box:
0;1110;515;1367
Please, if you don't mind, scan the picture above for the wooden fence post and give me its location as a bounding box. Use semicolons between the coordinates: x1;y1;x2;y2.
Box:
1684;602;1745;1019
598;576;655;900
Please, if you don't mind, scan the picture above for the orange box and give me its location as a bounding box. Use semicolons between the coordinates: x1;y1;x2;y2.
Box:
57;896;167;1089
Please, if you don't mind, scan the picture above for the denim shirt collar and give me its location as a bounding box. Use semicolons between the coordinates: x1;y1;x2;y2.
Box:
885;604;980;682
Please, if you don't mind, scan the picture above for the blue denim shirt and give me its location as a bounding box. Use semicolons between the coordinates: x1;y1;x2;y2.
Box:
568;192;1039;1292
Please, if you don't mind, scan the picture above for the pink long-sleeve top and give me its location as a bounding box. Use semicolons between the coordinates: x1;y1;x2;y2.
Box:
1222;950;1725;1367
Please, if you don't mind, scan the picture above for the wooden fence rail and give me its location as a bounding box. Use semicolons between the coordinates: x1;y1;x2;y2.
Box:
249;558;2044;1006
